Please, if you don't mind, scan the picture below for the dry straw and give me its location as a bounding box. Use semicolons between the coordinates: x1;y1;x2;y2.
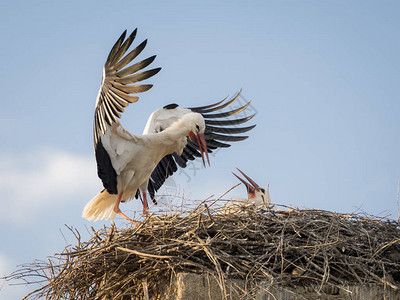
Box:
6;197;400;299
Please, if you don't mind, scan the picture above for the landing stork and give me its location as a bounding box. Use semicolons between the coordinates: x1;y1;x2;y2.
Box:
82;29;256;224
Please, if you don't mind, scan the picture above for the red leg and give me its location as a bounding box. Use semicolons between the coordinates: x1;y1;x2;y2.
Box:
113;192;138;226
142;190;149;217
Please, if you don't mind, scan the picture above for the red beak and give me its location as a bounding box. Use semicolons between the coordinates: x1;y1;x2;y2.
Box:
195;133;210;167
232;168;260;195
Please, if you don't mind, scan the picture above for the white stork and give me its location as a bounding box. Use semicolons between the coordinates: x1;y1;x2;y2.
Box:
232;168;270;206
82;29;256;224
137;90;256;205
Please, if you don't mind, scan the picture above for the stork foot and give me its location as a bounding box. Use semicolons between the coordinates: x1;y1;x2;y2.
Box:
114;208;139;226
113;191;139;226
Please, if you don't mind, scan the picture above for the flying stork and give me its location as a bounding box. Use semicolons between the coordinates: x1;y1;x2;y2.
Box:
82;29;256;224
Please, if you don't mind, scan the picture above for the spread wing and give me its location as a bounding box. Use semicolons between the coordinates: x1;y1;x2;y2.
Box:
93;29;160;195
93;29;161;147
146;90;256;202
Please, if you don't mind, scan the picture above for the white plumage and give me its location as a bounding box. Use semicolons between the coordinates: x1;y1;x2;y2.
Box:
143;107;192;135
83;113;207;222
82;29;256;224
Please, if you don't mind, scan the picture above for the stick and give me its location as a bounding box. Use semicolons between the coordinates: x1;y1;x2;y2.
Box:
116;247;173;259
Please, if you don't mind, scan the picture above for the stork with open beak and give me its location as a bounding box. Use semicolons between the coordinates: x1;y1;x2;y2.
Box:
232;168;270;206
138;89;256;204
82;29;256;224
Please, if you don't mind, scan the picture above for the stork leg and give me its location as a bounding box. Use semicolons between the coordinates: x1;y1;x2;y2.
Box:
142;190;149;216
113;192;138;226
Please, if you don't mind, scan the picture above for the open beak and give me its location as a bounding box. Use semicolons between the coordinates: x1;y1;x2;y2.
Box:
195;133;210;167
232;168;260;195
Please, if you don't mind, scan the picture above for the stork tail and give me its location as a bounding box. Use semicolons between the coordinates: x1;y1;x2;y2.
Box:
82;190;118;221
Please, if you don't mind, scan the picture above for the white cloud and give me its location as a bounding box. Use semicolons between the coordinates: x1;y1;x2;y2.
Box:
0;149;100;224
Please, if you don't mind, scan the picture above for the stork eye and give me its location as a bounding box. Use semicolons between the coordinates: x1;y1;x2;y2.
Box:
196;124;200;132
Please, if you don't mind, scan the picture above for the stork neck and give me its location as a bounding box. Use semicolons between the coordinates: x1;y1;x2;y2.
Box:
147;112;203;156
161;115;194;139
159;125;190;141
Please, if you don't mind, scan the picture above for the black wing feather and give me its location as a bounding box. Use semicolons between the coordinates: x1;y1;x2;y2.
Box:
147;90;256;200
95;141;118;194
94;29;161;147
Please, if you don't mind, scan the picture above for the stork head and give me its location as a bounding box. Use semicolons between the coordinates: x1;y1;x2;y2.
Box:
185;113;210;167
232;168;267;205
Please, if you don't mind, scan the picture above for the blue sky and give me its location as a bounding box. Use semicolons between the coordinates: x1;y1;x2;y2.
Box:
1;1;400;298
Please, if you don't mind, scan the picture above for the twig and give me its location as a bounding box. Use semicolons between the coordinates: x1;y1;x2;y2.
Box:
116;247;174;259
142;278;149;300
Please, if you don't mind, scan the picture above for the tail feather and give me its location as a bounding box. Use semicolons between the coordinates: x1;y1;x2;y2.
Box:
82;190;118;221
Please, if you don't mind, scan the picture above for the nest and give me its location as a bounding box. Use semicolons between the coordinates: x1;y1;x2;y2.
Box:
7;199;400;299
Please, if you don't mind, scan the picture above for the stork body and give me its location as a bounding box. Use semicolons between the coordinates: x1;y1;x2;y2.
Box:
83;113;207;222
82;29;256;224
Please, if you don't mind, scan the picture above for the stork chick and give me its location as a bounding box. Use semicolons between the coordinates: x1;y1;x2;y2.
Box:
232;168;270;206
